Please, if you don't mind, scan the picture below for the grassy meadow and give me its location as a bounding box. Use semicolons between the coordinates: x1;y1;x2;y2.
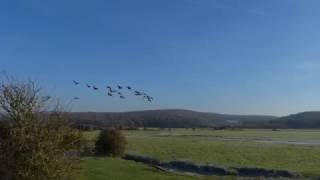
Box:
80;157;206;180
82;129;320;179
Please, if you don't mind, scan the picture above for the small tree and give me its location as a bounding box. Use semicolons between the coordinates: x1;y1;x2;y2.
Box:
95;129;126;157
0;76;83;180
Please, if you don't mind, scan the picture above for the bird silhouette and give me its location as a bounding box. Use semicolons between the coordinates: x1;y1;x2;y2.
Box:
71;80;154;103
42;96;51;101
107;86;117;92
110;89;117;93
134;91;142;96
144;95;153;102
73;80;79;85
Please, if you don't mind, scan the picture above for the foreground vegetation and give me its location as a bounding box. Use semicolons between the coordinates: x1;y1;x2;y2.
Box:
85;129;320;178
0;77;83;180
80;157;212;180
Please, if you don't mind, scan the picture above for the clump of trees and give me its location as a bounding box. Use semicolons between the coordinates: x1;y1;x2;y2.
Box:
95;128;126;157
0;76;83;180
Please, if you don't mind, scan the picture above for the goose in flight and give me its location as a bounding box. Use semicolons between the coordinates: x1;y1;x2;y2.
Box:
144;95;153;102
42;96;51;101
134;91;142;96
107;86;117;92
73;80;79;85
109;88;117;93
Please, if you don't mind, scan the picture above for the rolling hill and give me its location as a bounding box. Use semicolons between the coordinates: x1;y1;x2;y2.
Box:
268;111;320;128
3;109;320;129
69;109;277;129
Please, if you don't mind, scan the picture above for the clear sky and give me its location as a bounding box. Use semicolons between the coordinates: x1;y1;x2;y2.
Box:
1;0;320;116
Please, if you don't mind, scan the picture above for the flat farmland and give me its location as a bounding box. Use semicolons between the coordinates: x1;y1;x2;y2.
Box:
83;129;320;179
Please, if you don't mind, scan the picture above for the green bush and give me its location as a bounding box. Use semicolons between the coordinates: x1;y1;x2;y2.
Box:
95;129;127;157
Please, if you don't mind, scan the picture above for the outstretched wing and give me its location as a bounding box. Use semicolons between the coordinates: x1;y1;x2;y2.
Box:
73;80;79;85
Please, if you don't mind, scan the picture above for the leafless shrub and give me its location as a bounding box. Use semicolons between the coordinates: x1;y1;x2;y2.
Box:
0;75;83;180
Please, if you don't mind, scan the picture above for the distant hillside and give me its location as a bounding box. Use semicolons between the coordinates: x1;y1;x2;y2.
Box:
3;109;320;129
268;111;320;128
69;109;277;129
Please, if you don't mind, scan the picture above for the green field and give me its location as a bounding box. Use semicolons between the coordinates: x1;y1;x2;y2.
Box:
80;157;205;180
82;129;320;179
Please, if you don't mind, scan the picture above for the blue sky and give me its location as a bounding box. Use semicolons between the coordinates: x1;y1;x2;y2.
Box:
1;0;320;116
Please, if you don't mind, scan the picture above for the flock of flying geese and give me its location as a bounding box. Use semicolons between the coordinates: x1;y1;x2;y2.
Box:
72;80;154;102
